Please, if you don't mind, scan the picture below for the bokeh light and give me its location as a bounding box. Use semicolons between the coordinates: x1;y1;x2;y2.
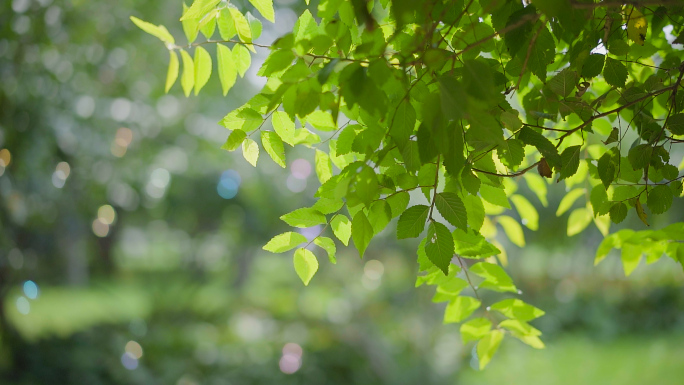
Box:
362;259;385;290
23;280;39;300
52;161;70;188
217;170;241;199
279;343;302;374
16;297;30;315
121;352;138;370
112;127;133;157
92;218;109;237
290;158;311;180
97;204;116;225
0;148;11;176
125;340;143;359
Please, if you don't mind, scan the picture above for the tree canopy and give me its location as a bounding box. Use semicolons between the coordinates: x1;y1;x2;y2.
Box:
132;0;684;369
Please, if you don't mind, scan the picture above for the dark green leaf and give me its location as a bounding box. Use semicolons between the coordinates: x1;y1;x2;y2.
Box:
397;205;430;239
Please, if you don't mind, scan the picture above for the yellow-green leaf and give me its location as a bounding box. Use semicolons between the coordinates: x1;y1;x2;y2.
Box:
165;50;179;93
313;236;336;264
315;149;332;184
233;44;251;77
477;330;504;369
248;0;275;23
331;214;351;246
271;111;295;146
130;16;175;45
182;2;199;43
193;46;212;95
621;243;642;276
261;131;286;167
180;0;221;22
242;138;259;166
217;44;237;96
556;188;585;216
180;50;194;97
497;215;525;247
229;9;254;51
293;248;318;285
263;232;307;253
444;296;481;323
567;207;592;236
510;194;538;231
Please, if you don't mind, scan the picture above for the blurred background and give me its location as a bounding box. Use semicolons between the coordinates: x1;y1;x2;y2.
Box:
1;0;683;384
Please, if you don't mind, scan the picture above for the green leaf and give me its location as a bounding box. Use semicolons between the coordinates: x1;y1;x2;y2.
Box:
524;173;548;206
180;50;194;97
193;46;212;95
479;184;510;209
598;152;616;189
261;131;286;167
165;51;179;93
229;9;253;46
314;149;333;184
217;44;237;96
217;8;236;40
353;166;379;207
609;202;628;224
182;3;199;43
667;113;684;135
490;298;545;321
199;9;217;39
621;243;642;276
397;205;430;239
444;296;481;324
558;145;581;181
313;236;336;264
130;16;175;44
628;144;652;170
241;138;259;166
590;184;610;216
435;192;468;230
180;0;220;21
367;200;392;235
567;207;592;236
603;57;628;88
548;68;577;97
220;108;263;131
248;0;275;22
271;111;295;146
331;214;352;246
556;188;584;216
390;100;416;150
453;229;500;258
497;215;525;247
293;248;318;285
460;318;492;344
221;129;247;151
469;262;517;293
294;9;319;42
581;53;605;79
518;127;561;169
647;185;674;214
463;194;485;231
280;207;326;228
510;194;538;231
263;232;307;253
387;191;410;217
352;211;374;258
232;45;251;78
424;221;455;275
477;330;504;370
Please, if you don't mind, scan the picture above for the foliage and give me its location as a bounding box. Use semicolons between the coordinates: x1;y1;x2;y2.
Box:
133;0;684;368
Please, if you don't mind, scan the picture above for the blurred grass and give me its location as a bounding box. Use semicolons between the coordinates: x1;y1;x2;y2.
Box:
6;285;150;341
461;334;684;385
